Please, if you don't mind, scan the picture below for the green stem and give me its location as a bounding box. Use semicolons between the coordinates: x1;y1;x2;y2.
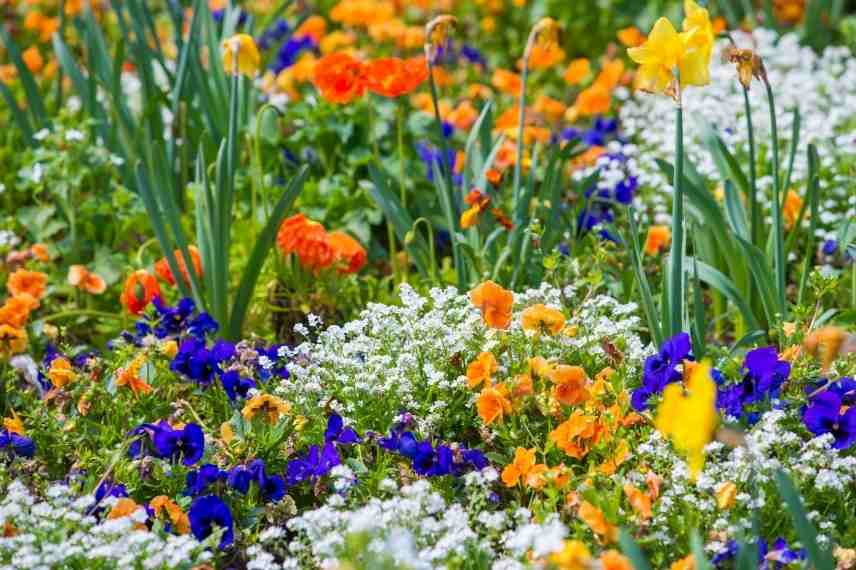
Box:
368;99;399;281
40;309;124;323
512;62;529;202
669;103;685;336
743;87;759;245
397;99;409;282
252;104;278;246
764;77;787;317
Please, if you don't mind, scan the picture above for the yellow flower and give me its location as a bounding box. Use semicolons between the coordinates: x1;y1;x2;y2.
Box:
520;304;566;335
655;360;718;480
627;8;711;96
716;481;737;509
681;0;715;85
48;357;76;388
3;410;24;435
222;34;261;77
160;340;178;359
242;394;291;424
550;539;591;570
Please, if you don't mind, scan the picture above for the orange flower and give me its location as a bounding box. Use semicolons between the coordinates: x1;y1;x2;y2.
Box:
3;410;24;435
512;373;534;398
68;265;107;295
0;294;39;328
549;365;590;406
594;59;625;92
295;15;327;42
644;225;672;255
22;47;43;73
491;68;522;96
601;550;633;570
550;409;603;459
599;439;630;475
574;85;611;116
521;304;565;335
782;190;802;230
446;100;479;131
670;555;696;570
363;56;428;97
533;95;566;123
563;58;590;85
578;500;618;543
501;447;548;488
7;269;48;300
477;384;512;425
470;280;513;330
0;325;27;358
120;270;162;315
150;496;190;534
107;498;147;530
242;394;291;424
116;354;153;396
327;231;367;274
528;42;565;69
30;244;49;262
466;351;498;389
276;214;335;271
623;484;653;520
617;26;646;47
313;52;366;104
529;356;554;378
155;246;203;287
48;357;76;388
803;326;854;372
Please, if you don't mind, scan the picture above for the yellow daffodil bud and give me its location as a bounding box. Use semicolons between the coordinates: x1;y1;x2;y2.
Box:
222;34;261;78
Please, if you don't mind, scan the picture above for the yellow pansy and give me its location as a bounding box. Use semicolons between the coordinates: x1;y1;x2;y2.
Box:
655;360;718;480
222;34;261;77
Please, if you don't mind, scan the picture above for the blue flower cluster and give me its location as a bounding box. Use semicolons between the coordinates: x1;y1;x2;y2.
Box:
128;420;205;467
256;19;290;51
712;537;805;569
185;459;286;503
631;332;693;411
717;346;790;424
121;297;217;345
802;377;856;450
416;142;461;185
377;414;488;477
171;337;236;388
0;429;35;458
189;495;234;549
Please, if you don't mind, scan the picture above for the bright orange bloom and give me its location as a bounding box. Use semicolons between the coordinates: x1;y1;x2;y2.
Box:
774;0;805;24
107;498;146;530
528;42;565;69
363;56;428;97
295;15;327;42
466;351;497;389
783;190;803;230
328;231;367;274
22;47;44;73
670;555;696;570
242;394;291;424
521;304;565;335
276;214;335;271
617;26;646;47
48;357;76;388
563;58;590;85
0;325;27;358
0;294;39;328
578;500;618;543
623;483;653;519
549;365;590;406
470;280;513;330
30;244;49;262
3;410;24;435
574;85;611;116
601;550;633;570
313;52;366;104
512;373;534;398
121;270;162;315
644;225;672;255
491;68;522;96
150;496;190;534
594;59;625;91
501;447;548;488
533;95;566;123
477;384;512;425
116;354;153;396
7;269;48;300
155;246;203;287
446;100;479;131
804;326;854;372
550;409;603;459
67;265;107;295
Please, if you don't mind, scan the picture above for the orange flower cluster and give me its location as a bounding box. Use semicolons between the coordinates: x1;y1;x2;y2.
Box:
0;269;48;357
470;280;513;329
276;214;367;274
520;303;566;335
68;265;107;295
313;52;428;104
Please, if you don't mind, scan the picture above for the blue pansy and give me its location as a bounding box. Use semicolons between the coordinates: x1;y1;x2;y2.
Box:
0;430;35;458
631;332;693;411
189;495;234;549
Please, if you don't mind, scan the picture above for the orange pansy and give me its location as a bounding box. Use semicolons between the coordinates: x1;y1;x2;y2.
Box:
466;351;497;389
549;365;590;406
68;265;107;295
7;269;48;300
477;384;512;425
520;303;565;335
623;483;653;520
469;280;513;330
578;500;618;543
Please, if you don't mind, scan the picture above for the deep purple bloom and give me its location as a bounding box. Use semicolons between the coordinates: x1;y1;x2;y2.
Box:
220;370;255;401
803;391;856;450
255;345;290;380
460;44;486;66
170;337;231;386
189;495;234;549
822;239;838;256
152;423;205;466
325;414;360;445
95;480;128;503
0;430;35;458
226;465;252;495
631;332;692;411
186;464;226;496
187;312;219;338
286;442;340;486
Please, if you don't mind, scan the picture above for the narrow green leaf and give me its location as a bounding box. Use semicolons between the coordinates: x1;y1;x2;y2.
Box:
774;470;835;570
0;25;48;127
618;529;652;570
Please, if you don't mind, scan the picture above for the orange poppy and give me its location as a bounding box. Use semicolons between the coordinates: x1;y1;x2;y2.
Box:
363;56;428;97
120;270;162;315
511;373;534;398
491;68;522;96
578;500;618;543
446;100;479;131
563;57;591;85
22;47;43;73
528;42;565;70
466;351;497;389
617;26;646;48
155;246;203;287
0;294;39;328
68;265;107;295
469;280;513;330
644;225;671;255
520;303;565;335
533;95;566;123
623;484;653;520
313;52;366;104
7;269;48;300
549;365;590;406
477;384;512;425
276;214;335;271
327;231;367;274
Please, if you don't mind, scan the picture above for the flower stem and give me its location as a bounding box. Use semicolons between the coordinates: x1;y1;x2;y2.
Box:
763;77;787;317
669;103;685;336
368;99;399;281
743;88;759;245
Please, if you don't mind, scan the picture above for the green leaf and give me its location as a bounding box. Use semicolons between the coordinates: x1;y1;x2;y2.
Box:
0;25;48;127
774;470;835;570
618;529;652;570
686;257;762;331
227;166;308;339
699;122;750;197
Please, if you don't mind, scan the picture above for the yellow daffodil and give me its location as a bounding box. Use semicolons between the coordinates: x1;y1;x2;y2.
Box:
681;0;714;85
222;34;261;77
655;360;718;480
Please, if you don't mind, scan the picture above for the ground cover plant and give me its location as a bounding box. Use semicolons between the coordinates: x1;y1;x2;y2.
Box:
0;0;855;568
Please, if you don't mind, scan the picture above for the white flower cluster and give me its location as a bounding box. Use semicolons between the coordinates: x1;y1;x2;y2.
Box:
0;481;212;570
621;29;856;236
